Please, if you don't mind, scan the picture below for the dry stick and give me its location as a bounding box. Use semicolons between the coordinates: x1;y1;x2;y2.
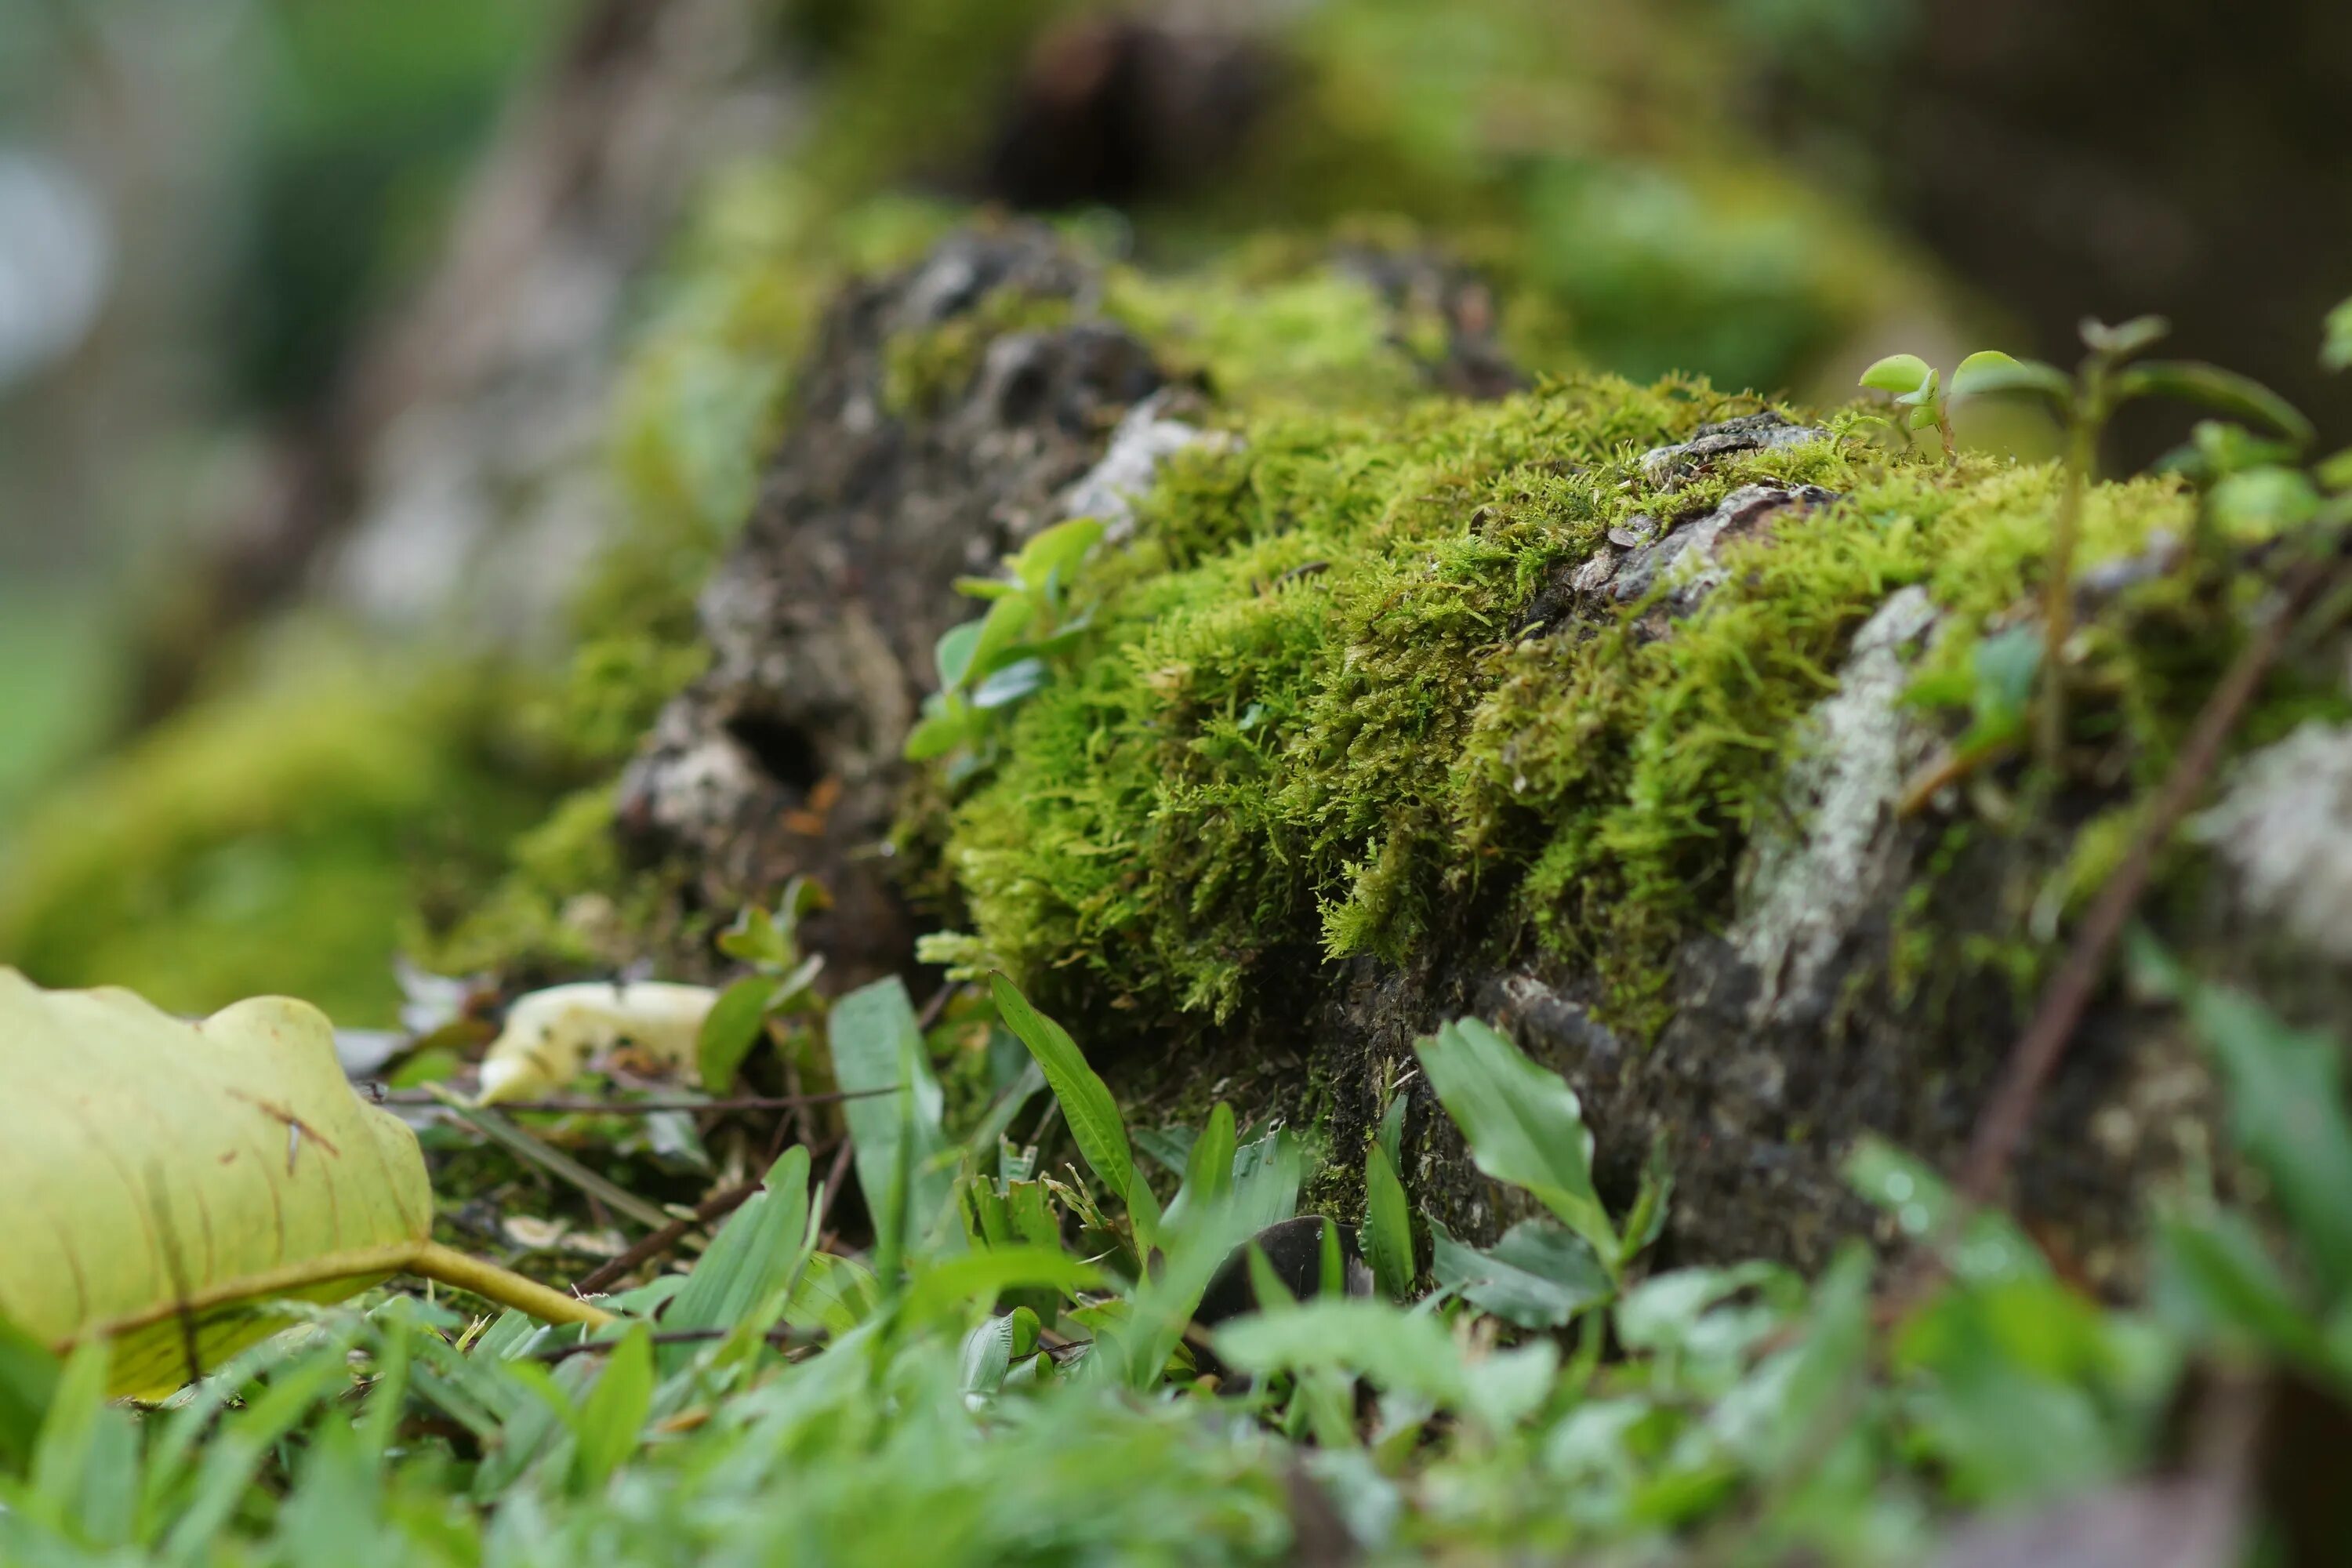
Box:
916;980;960;1031
1958;554;2342;1208
815;1136;855;1238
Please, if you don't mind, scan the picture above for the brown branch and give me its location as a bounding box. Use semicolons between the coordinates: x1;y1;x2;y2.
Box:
1958;554;2343;1207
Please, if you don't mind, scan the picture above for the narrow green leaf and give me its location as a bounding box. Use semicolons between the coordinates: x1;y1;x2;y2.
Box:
660;1145;811;1364
953;575;1021;601
2156;953;2352;1294
1181;1103;1237;1212
2111;361;2314;448
988;974;1134;1209
829;978;953;1256
569;1325;652;1494
2154;1210;2330;1368
696;976;776;1094
1858;353;1932;396
28;1338;108;1526
1363;1144;1415;1302
1414;1018;1617;1265
1231;1127;1302;1233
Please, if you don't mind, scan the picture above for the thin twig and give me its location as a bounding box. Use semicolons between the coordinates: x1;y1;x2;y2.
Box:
1958;553;2343;1207
816;1136;855;1237
380;1087;892;1114
530;1323;826;1366
916;981;960;1031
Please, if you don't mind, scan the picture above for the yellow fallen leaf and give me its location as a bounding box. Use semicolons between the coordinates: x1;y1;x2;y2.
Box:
476;980;717;1105
0;969;609;1398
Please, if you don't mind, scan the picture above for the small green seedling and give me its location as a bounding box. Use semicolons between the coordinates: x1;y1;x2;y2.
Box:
1929;317;2311;768
1857;350;2031;462
905;517;1105;776
696;876;829;1092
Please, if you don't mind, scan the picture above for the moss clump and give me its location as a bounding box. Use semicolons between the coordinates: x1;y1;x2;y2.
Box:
935;376;2208;1036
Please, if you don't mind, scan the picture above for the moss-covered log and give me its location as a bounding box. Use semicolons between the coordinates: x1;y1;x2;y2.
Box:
594;220;2346;1285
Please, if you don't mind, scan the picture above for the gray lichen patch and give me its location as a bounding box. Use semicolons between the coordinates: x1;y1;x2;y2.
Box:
2196;720;2352;964
1730;585;1940;1029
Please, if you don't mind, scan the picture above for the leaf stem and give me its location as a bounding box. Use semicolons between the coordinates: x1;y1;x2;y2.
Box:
408;1243;615;1328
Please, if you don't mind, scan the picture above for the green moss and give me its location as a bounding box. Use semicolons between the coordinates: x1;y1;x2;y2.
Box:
1103;260;1432;411
937;376;2212;1036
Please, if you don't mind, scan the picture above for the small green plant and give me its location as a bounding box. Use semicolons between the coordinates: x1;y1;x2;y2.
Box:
695;877;829;1092
1857;349;2028;461
1889;319;2310;766
904;517;1105;778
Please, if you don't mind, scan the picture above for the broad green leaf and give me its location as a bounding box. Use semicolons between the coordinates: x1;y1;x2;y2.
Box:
1429;1218;1610;1328
2209;466;2323;539
829;978;953;1257
902;697;975;762
1414;1018;1617;1265
696;976;778;1094
1947;353;2072;408
989;975;1135;1211
2111;361;2314;448
967;594;1039;685
1893;365;1940;408
935;619;985;691
970;656;1047;710
1858;353;1932;396
569;1326;652;1494
1217;1298;1469;1411
1363;1145;1415;1302
0;972;477;1398
1011;517;1105;597
1904;404;1939;431
2082;314;2170;356
476;980;717;1105
714;905;786;967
